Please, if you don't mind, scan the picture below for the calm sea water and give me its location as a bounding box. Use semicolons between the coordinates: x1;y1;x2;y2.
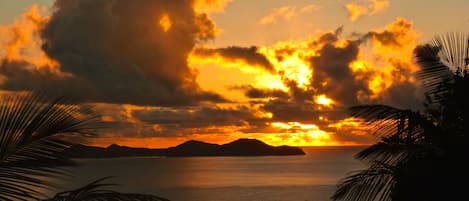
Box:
54;146;365;201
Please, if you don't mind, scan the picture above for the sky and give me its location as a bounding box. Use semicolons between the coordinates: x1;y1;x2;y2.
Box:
1;0;468;148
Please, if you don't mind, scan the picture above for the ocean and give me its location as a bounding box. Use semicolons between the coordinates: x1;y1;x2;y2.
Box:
54;146;365;201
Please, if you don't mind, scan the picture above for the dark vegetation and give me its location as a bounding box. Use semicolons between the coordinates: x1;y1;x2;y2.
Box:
332;33;469;200
0;93;168;201
65;144;166;158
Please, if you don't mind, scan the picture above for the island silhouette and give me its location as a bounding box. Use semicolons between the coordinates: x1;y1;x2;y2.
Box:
65;138;305;158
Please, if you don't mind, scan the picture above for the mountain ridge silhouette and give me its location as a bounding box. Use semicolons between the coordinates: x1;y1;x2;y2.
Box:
65;138;305;158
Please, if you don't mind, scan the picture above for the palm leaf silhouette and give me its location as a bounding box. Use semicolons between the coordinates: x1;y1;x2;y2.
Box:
349;105;411;137
350;104;440;162
333;105;434;201
431;32;469;72
416;32;469;105
333;32;469;200
0;93;98;201
332;161;395;201
42;177;170;201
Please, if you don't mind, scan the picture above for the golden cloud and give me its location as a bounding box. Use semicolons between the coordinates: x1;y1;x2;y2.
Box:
345;0;389;21
158;13;172;32
0;5;62;75
187;17;422;147
193;0;233;14
355;18;421;103
0;1;424;147
193;18;421;107
259;4;320;25
1;1;227;106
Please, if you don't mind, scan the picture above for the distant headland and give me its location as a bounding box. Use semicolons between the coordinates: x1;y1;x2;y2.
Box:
65;138;305;158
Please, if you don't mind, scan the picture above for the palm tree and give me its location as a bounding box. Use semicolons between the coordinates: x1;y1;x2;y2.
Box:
42;178;170;201
0;93;96;200
332;33;469;201
0;93;169;201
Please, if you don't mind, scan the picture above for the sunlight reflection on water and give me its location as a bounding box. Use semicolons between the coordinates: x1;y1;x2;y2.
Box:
48;146;364;201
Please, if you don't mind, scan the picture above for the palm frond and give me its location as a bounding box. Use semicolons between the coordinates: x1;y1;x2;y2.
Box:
332;162;395;201
416;33;469;106
43;178;170;201
356;142;409;165
350;105;435;140
415;44;453;96
350;105;409;137
350;105;441;167
432;32;469;71
350;105;407;122
334;32;469;201
0;93;99;201
356;141;440;166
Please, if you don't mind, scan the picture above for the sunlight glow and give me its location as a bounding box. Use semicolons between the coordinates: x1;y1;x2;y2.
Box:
314;94;334;107
254;74;288;90
193;0;233;14
255;111;274;119
258;41;314;90
346;18;419;101
188;52;289;91
328;117;361;129
159;14;172;32
269;122;333;146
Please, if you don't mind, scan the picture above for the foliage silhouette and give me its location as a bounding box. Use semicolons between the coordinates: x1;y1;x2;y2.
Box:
332;32;469;201
42;178;170;201
0;93;169;201
0;93;97;200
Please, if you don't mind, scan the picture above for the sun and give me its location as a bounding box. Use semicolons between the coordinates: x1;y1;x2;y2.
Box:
314;94;335;107
266;122;335;146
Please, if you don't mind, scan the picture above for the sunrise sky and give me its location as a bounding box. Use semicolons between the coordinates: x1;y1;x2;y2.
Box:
1;0;468;148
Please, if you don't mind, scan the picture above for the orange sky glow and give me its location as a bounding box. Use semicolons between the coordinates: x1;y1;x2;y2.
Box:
1;0;468;148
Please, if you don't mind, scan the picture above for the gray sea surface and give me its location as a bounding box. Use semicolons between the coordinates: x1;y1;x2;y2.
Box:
53;146;365;201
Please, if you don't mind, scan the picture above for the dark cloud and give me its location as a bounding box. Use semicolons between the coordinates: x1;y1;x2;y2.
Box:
82;104;266;138
383;81;422;109
364;31;401;47
0;0;227;106
128;105;268;137
283;79;314;102
260;99;318;122
331;129;376;144
307;25;420;109
92;101;370;144
274;47;295;62
193;46;275;72
230;85;289;99
317;32;339;44
379;58;423;109
133;106;256;128
362;18;413;47
310;39;370;106
308;27;343;47
232;80;322;123
413;44;441;63
0;60;88;98
0;7;421;145
358;19;424;109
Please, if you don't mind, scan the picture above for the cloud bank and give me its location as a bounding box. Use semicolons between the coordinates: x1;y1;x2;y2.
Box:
345;0;389;21
259;4;320;25
1;0;227;106
0;1;424;147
